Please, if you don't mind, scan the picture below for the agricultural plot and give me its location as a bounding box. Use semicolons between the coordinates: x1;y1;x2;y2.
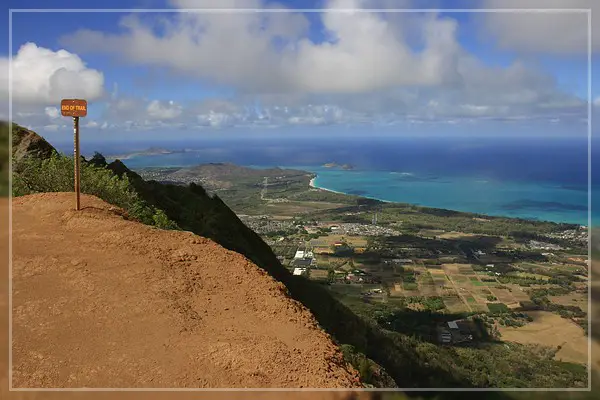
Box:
442;264;462;275
391;282;403;295
489;287;519;306
309;269;329;281
507;271;551;281
468;276;484;286
451;275;469;283
316;254;331;268
549;293;588;310
498;311;592;365
506;284;533;302
487;302;509;313
428;268;449;288
443;294;468;313
458;265;476;275
402;285;420;297
321;235;368;247
329;283;364;296
418;271;438;296
469;303;489;312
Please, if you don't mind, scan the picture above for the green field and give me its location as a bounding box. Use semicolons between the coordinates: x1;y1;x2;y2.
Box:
487;303;510;313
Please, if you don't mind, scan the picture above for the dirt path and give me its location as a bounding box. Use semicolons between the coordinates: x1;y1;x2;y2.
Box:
10;193;360;389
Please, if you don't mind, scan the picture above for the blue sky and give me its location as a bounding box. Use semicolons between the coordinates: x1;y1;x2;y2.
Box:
2;0;599;142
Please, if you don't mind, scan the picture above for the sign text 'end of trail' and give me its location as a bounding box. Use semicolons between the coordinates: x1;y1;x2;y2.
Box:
61;99;88;118
61;98;86;211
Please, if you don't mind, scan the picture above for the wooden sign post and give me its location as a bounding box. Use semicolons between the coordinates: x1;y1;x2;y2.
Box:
61;99;88;210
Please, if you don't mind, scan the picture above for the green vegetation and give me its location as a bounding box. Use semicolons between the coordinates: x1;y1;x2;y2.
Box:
9;122;590;393
0;122;8;196
13;150;179;230
486;303;509;314
528;289;587;320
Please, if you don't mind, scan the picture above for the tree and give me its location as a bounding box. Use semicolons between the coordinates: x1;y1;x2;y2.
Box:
327;269;335;284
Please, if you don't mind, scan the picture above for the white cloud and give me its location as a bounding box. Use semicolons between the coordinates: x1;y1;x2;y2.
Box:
480;0;599;54
0;43;105;105
42;124;60;132
84;120;99;128
44;106;60;119
60;0;467;94
594;96;600;107
4;1;586;131
147;100;183;120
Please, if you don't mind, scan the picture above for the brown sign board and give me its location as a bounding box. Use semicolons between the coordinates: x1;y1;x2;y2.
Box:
61;99;87;117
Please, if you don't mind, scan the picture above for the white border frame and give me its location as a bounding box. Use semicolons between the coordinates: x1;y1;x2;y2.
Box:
7;7;593;392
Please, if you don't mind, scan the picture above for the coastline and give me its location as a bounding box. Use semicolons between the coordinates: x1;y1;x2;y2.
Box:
306;173;586;225
309;175;346;196
309;174;393;203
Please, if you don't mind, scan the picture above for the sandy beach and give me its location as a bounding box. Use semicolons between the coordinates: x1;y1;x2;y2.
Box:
309;176;346;195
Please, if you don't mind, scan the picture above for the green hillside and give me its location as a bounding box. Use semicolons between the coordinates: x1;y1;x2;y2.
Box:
0;122;8;196
8;121;594;397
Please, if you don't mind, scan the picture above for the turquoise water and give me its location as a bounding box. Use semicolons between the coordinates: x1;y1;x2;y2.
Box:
295;166;593;225
116;135;596;226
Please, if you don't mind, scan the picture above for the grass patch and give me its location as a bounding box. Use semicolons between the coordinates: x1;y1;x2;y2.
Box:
487;303;510;313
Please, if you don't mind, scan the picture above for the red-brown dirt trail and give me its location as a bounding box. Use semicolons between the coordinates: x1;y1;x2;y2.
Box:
11;193;361;388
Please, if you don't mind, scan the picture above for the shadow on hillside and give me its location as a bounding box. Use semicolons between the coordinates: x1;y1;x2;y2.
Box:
373;309;490;345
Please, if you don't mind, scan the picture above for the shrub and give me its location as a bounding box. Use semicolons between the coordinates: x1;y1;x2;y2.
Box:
13;152;178;230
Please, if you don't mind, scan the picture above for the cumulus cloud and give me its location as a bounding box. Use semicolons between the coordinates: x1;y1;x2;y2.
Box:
60;0;468;94
84;120;99;128
147;100;183;120
0;43;105;105
480;0;598;54
1;0;582;131
44;106;60;119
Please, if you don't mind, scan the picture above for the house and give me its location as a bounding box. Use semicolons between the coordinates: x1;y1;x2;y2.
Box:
293;258;312;267
441;332;452;344
293;267;307;276
446;319;475;343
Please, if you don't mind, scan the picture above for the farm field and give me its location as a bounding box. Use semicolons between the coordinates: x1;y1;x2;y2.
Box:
498;311;593;365
548;293;588;310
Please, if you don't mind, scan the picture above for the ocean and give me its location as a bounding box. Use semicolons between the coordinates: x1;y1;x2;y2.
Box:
68;134;598;226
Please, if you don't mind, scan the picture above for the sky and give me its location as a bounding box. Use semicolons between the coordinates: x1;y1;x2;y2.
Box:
1;0;599;143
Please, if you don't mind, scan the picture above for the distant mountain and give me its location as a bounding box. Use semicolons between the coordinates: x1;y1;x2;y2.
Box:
323;162;354;170
106;147;184;160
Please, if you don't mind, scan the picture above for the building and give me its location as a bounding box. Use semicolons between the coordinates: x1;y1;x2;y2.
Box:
441;332;452;344
293;258;312;267
439;319;475;345
294;250;305;260
293;268;307;276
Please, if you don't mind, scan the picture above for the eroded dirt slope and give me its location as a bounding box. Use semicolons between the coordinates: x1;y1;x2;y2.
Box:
11;193;361;388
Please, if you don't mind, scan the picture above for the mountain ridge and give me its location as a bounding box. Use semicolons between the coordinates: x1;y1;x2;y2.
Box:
12;191;361;388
